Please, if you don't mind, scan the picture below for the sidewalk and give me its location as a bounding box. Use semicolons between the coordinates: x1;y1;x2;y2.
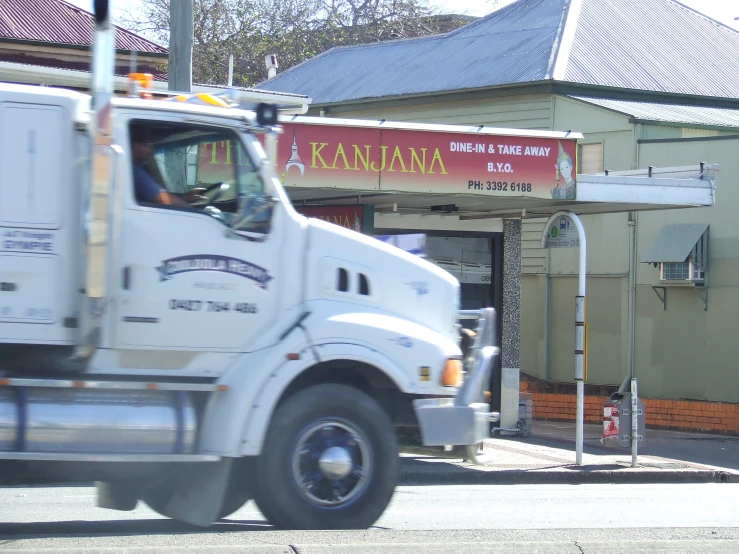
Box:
400;420;739;485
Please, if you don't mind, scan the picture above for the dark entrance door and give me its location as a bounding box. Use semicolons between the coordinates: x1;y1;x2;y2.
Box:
372;230;504;432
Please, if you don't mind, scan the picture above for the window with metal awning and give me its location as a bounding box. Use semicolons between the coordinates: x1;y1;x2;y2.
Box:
640;223;709;310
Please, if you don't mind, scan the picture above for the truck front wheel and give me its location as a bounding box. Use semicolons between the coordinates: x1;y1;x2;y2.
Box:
252;383;399;530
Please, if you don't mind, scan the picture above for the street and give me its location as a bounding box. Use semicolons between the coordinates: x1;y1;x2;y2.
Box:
1;483;738;553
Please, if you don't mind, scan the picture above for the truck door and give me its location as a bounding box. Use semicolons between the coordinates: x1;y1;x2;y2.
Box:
116;119;281;351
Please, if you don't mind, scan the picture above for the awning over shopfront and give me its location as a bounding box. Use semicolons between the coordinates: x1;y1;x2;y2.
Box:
275;116;717;220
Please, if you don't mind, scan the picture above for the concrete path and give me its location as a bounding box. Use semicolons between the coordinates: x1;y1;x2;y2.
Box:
401;420;739;485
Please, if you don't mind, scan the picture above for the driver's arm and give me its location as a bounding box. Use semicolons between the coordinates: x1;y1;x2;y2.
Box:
155;191;188;207
173;189;207;204
133;161;205;207
133;163;191;207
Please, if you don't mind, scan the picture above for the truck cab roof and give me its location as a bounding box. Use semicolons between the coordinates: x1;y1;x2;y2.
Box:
0;81;275;132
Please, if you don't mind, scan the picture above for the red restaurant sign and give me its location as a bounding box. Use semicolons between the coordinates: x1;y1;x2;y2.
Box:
273;121;579;200
295;205;364;233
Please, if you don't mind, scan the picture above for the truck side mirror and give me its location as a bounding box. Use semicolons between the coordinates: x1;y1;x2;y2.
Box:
256;103;278;126
230;192;275;233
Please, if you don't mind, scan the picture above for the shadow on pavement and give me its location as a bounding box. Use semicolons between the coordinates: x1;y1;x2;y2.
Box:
0;518;273;538
398;456;631;486
510;420;739;471
401;456;627;475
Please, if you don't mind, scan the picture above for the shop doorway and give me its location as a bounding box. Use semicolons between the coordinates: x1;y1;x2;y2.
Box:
374;230;504;425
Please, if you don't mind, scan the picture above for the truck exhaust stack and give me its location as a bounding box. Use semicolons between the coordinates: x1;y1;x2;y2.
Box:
91;0;114;112
77;0;117;359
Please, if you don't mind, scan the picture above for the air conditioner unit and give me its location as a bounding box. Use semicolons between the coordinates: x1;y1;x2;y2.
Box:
659;258;704;284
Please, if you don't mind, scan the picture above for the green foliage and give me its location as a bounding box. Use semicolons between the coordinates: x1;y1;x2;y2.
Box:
120;0;481;87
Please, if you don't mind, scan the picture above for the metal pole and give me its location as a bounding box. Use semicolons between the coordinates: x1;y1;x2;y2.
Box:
627;212;637;381
228;54;234;87
169;0;193;92
571;213;587;466
539;210;587;466
631;377;638;467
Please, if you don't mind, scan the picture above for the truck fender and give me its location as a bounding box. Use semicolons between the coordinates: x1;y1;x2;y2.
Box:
236;341;414;456
197;329;317;457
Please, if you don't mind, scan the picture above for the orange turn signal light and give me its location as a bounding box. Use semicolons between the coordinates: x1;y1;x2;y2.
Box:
441;359;463;387
128;72;153;99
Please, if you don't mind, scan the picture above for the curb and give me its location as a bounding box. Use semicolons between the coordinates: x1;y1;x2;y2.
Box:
400;468;739;486
2;482;95;489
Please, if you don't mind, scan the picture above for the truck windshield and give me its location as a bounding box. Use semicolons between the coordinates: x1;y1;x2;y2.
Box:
130;120;271;233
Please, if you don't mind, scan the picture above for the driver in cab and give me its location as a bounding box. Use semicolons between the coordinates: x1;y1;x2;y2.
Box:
130;127;206;207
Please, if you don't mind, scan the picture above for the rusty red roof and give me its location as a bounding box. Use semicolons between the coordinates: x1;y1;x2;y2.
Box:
0;0;167;54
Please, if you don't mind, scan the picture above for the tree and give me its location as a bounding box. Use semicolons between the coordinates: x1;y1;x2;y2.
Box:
120;0;479;87
121;0;262;85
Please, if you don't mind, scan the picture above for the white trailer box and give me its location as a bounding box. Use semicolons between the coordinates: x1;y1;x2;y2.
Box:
0;87;88;349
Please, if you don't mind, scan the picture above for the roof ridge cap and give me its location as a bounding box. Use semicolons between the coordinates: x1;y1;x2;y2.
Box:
667;0;739;35
549;0;580;80
443;0;525;38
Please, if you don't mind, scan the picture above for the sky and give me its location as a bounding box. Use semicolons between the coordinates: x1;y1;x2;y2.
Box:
432;0;738;29
68;0;739;31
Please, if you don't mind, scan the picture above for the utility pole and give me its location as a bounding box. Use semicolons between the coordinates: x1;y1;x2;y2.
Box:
169;0;193;92
166;0;193;190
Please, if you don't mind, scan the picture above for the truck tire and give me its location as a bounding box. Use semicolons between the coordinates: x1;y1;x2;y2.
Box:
251;383;399;530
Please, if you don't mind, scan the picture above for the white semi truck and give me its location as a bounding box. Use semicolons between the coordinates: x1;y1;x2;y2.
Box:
0;1;497;529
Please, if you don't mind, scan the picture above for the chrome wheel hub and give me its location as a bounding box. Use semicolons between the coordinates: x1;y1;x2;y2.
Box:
291;419;371;507
318;446;353;480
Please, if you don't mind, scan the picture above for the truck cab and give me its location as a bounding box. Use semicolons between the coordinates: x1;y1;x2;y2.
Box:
0;81;497;530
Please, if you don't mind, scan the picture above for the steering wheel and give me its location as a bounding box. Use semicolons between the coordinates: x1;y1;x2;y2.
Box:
194;182;230;206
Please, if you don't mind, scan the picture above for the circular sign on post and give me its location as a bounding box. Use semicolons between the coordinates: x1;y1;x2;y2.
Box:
544;215;579;248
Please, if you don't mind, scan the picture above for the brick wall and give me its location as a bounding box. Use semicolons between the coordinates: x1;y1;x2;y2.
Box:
520;377;739;435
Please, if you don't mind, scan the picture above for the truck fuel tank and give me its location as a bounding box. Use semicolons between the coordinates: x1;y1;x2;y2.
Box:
0;388;197;455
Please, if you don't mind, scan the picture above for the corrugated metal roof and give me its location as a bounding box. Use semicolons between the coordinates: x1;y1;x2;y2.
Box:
0;0;166;54
0;52;167;81
258;0;569;104
569;96;739;128
565;0;739;99
258;0;739;105
641;223;708;263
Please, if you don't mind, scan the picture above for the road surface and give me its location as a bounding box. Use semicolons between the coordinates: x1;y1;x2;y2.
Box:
1;483;738;552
